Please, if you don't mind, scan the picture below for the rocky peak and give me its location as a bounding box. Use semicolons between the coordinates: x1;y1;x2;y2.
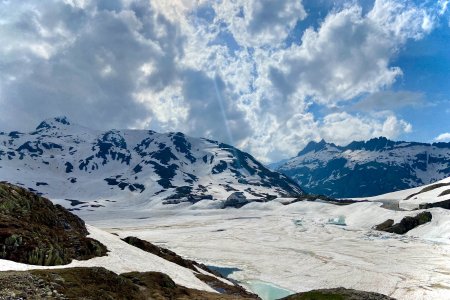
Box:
297;139;335;156
35;116;71;131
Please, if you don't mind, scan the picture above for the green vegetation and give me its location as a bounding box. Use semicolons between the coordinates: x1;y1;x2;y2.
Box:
282;287;394;300
285;291;345;300
0;267;260;299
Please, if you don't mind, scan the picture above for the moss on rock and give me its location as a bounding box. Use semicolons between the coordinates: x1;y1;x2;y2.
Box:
0;182;107;265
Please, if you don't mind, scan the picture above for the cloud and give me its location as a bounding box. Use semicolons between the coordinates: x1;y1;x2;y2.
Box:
0;0;183;131
353;91;425;111
179;70;252;143
0;0;445;163
0;0;249;145
213;0;306;47
265;1;434;106
435;133;450;142
319;112;412;146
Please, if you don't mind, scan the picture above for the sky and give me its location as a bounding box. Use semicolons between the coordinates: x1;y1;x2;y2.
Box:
0;0;449;163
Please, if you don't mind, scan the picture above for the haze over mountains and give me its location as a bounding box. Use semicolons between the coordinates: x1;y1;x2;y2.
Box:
273;137;450;198
0;117;303;211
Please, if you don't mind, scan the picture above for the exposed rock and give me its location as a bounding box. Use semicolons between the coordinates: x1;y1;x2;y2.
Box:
282;287;395;299
0;267;260;300
222;192;249;208
374;212;432;234
285;194;363;206
122;236;257;298
419;199;450;210
122;236;200;272
374;219;395;231
0;182;107;265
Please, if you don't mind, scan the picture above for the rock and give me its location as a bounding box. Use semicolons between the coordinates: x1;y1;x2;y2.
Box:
375;212;432;234
419;199;450;210
222;192;249;208
282;287;395;299
0;182;107;266
374;219;394;231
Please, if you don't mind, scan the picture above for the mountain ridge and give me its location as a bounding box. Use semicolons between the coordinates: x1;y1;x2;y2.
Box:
0;117;303;211
273;137;450;198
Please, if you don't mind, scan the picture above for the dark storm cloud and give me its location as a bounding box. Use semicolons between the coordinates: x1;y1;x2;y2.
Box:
0;0;251;147
0;0;183;131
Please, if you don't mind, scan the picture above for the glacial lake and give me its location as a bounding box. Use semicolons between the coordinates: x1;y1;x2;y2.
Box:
207;265;295;299
243;280;295;300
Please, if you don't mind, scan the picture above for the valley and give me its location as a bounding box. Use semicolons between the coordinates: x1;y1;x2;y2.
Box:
1;119;449;299
84;198;450;300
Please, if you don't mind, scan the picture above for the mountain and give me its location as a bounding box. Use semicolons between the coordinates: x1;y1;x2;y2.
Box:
272;137;450;198
0;117;303;211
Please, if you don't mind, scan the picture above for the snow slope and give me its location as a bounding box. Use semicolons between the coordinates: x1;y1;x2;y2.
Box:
362;176;450;210
272;137;450;198
0;224;215;292
0;117;303;211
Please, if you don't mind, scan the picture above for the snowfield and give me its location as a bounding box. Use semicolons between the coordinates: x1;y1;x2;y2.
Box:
361;176;450;210
0;225;216;293
81;200;450;300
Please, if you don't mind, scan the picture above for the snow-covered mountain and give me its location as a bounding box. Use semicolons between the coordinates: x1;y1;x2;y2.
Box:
0;117;303;210
272;137;450;198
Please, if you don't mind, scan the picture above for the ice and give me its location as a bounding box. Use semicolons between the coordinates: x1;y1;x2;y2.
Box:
90;201;450;300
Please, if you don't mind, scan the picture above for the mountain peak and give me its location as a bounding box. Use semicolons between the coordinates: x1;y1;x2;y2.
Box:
345;136;396;151
36;116;71;130
297;139;334;156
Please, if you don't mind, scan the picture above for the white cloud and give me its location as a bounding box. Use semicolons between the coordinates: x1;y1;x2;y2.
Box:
213;0;306;47
435;133;450;142
266;0;434;106
0;0;444;163
438;0;449;15
319;112;412;146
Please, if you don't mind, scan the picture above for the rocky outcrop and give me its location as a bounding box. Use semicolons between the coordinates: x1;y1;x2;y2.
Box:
282;287;395;299
419;199;450;210
122;236;203;272
284;194;362;206
374;212;432;234
122;236;258;298
0;182;107;265
222;192;249;208
0;267;259;300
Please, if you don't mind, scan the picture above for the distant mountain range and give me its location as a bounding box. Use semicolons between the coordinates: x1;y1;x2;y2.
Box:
0;117;303;211
271;137;450;198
